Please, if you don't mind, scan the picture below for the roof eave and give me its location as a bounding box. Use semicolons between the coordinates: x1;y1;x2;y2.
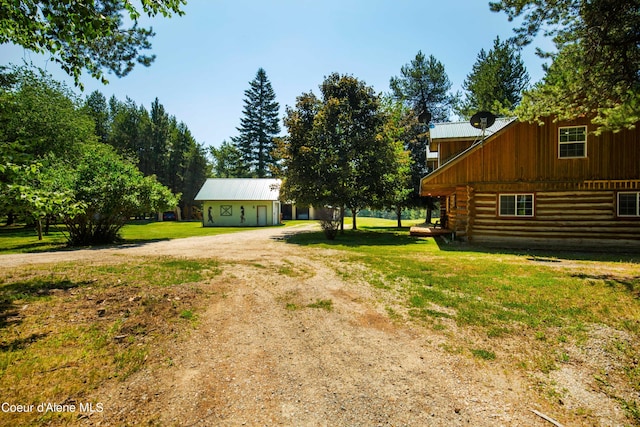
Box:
420;118;517;195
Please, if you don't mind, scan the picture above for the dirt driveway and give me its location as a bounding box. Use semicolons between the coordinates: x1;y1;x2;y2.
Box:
1;225;583;425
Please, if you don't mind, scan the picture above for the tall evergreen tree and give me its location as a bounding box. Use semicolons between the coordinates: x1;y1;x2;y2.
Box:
456;37;529;119
83;90;110;143
108;97;146;161
181;142;209;220
389;52;455;223
389;51;456;122
149;98;170;183
232;68;281;177
491;0;640;133
85;92;210;219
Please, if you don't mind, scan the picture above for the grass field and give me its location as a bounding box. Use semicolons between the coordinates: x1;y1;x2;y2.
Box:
0;217;421;254
0;220;265;254
1;217;639;424
285;222;640;421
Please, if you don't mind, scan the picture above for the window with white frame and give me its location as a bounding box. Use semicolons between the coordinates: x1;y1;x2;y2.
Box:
499;194;534;217
618;192;640;217
559;126;587;158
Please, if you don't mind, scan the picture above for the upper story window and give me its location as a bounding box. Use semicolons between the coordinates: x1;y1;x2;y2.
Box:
618;192;640;217
499;194;534;217
559;126;587;158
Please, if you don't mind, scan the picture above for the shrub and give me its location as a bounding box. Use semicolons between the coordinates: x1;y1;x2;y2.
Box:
317;207;341;240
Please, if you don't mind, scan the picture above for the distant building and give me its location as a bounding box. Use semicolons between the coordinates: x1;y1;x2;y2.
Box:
194;178;282;227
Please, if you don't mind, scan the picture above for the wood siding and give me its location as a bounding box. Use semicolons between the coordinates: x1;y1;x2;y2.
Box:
468;190;640;248
438;139;475;165
421;118;640;248
441;187;470;238
422;118;640;194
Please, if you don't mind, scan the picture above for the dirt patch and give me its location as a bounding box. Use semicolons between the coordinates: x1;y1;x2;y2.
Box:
1;224;633;426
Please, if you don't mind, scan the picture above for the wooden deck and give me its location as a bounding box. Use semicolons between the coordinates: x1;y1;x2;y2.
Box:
409;225;454;237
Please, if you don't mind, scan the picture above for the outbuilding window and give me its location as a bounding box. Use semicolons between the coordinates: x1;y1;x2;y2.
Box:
499;194;534;217
559;126;587;158
618;192;640;217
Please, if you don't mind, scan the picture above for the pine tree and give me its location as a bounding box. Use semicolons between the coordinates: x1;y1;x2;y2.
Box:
456;37;529;119
232;68;281;177
389;51;456;122
389;52;455;223
491;0;640;133
83;90;110;144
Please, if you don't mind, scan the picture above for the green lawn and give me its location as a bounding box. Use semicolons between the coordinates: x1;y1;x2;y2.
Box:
0;220;273;254
0;217;421;255
1;216;639;423
121;220;259;241
286;225;640;334
285;223;640;421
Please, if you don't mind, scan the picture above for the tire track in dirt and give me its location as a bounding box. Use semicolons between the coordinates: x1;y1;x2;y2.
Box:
47;224;550;426
3;224;564;425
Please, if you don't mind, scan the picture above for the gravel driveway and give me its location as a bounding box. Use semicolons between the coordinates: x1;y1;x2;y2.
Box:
1;224;569;426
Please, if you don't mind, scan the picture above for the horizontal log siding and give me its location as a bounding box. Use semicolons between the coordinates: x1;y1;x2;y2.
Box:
439;187;470;238
453;186;468;238
470;190;640;248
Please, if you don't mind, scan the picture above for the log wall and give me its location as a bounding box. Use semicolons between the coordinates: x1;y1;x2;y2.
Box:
467;189;640;249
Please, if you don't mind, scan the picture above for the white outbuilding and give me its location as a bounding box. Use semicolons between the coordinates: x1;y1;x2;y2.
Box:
194;178;282;227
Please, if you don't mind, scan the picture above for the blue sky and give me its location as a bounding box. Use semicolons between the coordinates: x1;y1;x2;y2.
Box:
1;1;551;149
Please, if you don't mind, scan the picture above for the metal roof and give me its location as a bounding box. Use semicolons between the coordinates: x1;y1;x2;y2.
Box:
194;178;281;201
429;117;516;140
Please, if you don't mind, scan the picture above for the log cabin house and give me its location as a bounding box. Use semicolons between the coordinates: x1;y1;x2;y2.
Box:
420;117;640;249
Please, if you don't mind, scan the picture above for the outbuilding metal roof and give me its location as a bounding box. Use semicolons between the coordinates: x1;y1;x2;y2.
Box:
429;117;516;140
194;178;281;201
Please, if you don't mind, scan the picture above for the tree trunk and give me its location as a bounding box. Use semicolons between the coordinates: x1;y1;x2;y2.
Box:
352;209;357;230
396;206;402;228
36;218;43;241
340;205;345;234
426;207;433;224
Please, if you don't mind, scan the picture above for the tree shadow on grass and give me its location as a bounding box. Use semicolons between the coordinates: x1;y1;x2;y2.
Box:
0;277;91;330
433;237;640;264
571;273;640;299
283;227;426;248
0;332;49;352
0;224;174;255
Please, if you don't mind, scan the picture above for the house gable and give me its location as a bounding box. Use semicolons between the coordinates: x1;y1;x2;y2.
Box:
422;117;640;196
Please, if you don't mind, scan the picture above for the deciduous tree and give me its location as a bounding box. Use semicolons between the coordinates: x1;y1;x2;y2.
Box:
0;0;185;86
210;140;248;178
379;99;417;228
63;143;177;245
282;73;396;232
0;67;178;243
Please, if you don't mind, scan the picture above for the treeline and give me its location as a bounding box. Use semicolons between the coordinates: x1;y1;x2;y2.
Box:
84;92;209;219
0;66;206;245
